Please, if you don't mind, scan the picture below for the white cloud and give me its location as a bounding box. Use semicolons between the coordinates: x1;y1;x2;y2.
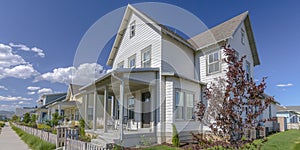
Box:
9;43;30;51
31;47;45;58
34;63;105;85
0;95;32;101
1;64;39;79
27;86;40;91
276;83;293;87
0;85;8;90
37;88;53;94
0;43;40;80
27;91;35;95
18;101;30;105
0;43;26;67
9;43;45;58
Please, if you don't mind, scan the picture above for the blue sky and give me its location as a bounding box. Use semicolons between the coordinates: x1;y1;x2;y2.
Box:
0;0;299;111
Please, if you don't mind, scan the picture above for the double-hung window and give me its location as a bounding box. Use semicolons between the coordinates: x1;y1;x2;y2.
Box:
128;55;136;68
241;28;245;45
208;51;220;74
117;61;124;68
246;60;251;81
130;21;135;38
186;93;194;120
175;90;195;120
175;91;184;120
142;46;151;68
128;97;135;119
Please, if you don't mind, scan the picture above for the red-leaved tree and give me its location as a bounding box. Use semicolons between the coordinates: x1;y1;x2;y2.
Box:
193;45;276;149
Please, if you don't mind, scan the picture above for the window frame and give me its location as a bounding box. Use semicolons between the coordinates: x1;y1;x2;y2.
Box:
207;51;221;75
127;97;135;120
141;46;151;68
245;60;251;81
130;21;136;38
175;89;195;121
241;28;245;45
128;54;136;68
117;61;124;69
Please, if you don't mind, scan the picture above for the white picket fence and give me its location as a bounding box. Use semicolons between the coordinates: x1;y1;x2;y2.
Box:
13;123;106;150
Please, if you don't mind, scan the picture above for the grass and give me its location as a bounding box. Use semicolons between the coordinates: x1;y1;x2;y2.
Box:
260;130;300;150
10;123;56;150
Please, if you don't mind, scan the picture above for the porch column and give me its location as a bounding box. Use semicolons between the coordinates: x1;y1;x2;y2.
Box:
58;104;61;116
103;86;108;132
119;81;124;142
48;108;51;120
84;94;89;129
93;91;97;131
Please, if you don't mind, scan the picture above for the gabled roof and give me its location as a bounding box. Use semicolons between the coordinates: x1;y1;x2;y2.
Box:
188;11;260;66
285;106;300;113
106;4;195;66
42;93;67;106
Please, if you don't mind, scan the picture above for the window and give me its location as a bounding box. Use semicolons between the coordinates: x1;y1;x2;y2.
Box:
241;28;245;45
88;107;93;120
175;91;184;120
128;55;136;68
128;97;135;119
130;21;135;38
186;93;194;120
269;105;272;119
246;61;251;81
117;61;124;68
207;51;220;74
142;46;151;68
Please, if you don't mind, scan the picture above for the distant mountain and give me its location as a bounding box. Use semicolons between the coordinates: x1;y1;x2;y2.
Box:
0;110;15;119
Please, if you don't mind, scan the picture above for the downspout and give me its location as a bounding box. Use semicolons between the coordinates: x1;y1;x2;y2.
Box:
111;72;125;143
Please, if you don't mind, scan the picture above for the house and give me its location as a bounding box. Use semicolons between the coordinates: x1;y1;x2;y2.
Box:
15;107;36;121
46;84;82;124
75;4;268;147
276;105;300;130
35;93;67;123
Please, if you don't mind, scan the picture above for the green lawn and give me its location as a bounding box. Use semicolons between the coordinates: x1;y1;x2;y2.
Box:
143;130;300;150
261;130;300;150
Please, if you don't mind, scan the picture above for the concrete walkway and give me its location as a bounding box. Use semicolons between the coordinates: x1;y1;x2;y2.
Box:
0;122;30;150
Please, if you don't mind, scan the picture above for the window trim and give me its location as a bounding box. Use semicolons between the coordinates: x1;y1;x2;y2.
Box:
130;21;136;38
141;46;151;68
127;96;135;120
241;28;245;45
128;54;136;68
117;61;124;68
174;89;195;121
207;51;221;75
245;60;251;81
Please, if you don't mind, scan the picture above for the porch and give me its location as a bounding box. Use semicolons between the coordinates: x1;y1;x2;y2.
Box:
80;68;160;147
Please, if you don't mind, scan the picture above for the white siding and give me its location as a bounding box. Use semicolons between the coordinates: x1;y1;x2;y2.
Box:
196;45;228;84
165;79;174;133
228;22;254;77
197;22;255;84
112;13;161;69
162;34;195;79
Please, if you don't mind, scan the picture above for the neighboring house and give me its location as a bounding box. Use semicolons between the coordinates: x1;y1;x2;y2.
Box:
276;105;300;130
47;84;82;124
75;4;267;147
36;93;67;123
259;94;279;133
15;107;36;117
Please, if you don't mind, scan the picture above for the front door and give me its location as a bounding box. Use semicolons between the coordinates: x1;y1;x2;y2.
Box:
142;92;151;128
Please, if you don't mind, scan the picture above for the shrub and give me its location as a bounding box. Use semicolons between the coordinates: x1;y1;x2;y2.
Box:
172;124;180;147
23;113;31;124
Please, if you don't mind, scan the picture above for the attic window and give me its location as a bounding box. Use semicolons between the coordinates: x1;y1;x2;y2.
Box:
241;28;245;45
130;21;136;38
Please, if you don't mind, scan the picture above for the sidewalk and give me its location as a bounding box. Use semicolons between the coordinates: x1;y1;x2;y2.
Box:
0;122;30;150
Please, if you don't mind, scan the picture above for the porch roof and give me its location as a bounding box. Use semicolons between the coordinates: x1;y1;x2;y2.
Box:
46;101;77;109
79;68;159;94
